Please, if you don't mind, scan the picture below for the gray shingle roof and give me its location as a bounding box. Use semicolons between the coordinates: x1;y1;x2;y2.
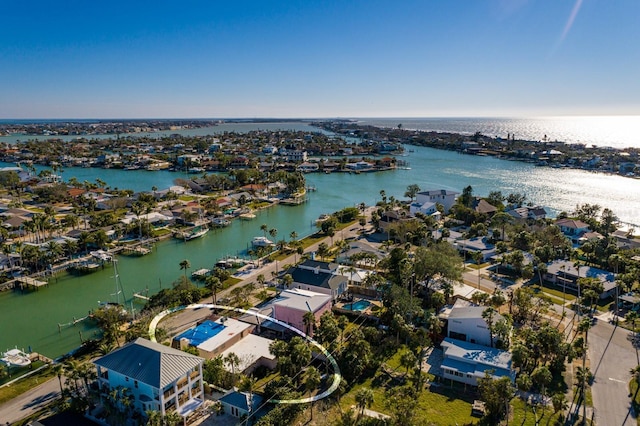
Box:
94;338;203;389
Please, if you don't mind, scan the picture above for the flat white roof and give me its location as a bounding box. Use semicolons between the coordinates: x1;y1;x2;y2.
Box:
219;334;275;373
197;318;252;353
273;288;332;312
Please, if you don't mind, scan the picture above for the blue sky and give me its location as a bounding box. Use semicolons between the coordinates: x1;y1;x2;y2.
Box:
1;0;639;118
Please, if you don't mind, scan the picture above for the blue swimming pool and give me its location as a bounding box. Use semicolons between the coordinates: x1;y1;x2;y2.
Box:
175;320;225;346
343;300;372;312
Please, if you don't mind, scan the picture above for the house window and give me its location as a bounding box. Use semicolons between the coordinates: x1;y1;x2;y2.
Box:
125;377;129;382
134;380;138;389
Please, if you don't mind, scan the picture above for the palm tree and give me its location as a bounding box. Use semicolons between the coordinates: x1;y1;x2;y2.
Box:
482;307;497;348
399;349;417;377
303;367;321;421
472;251;483;289
491;211;513;241
355;387;374;422
179;259;191;279
205;276;222;305
225;352;241;383
303;311;316;337
53;363;65;398
269;227;278;242
630;365;640;402
260;223;268;238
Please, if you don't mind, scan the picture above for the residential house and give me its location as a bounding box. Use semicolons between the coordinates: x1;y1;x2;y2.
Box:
335;240;385;268
555;218;590;242
444;304;502;347
506;205;547;222
441;337;515;386
287;260;348;300
544;260;617;299
173;317;254;359
415;189;459;213
219;390;263;419
272;288;333;336
94;338;204;419
453;237;496;263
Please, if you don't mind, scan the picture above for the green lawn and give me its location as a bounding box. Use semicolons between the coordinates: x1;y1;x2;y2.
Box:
630;379;640;425
0;364;56;404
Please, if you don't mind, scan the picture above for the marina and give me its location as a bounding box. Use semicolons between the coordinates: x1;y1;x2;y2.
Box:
3;143;640;358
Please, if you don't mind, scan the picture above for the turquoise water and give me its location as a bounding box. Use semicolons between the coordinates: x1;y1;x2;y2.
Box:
3;143;640;357
175;320;224;346
343;300;372;312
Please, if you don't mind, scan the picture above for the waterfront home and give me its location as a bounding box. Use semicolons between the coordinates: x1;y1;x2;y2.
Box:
272;288;333;336
173;317;254;359
415;189;459;213
506;205;547;222
287;260;348;300
471;198;498;217
94;338;204;420
544;260;617;299
555;218;590;242
297;162;320;173
409;200;439;217
441;337;515;386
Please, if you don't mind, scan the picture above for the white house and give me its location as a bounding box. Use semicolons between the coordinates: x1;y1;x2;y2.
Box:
94;338;204;420
446;305;502;348
441;337;515;386
415;189;459;213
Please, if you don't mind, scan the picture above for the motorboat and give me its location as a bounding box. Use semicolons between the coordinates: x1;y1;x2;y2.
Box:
1;348;31;367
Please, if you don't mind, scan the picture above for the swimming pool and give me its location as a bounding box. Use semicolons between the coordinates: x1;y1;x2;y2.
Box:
343;300;372;312
174;320;225;346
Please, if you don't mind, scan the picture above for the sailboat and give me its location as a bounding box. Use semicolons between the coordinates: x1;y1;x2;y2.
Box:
97;259;127;315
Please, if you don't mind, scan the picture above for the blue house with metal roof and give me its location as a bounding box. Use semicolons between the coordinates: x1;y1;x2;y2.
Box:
93;338;205;421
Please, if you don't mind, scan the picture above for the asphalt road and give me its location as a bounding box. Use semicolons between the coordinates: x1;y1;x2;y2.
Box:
588;320;638;425
0;376;62;425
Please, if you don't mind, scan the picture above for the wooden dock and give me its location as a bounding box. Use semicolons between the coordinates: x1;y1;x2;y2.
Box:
133;292;150;301
15;276;48;290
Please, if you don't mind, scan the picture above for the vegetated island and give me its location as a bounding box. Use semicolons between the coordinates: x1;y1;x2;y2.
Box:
317;120;640;178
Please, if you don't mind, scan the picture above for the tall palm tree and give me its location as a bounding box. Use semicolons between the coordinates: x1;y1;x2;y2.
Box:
179;259;191;279
305;366;322;421
260;223;268;238
303;311;316;337
630;365;640;402
205;276;222;305
355;387;374;422
53;363;65;398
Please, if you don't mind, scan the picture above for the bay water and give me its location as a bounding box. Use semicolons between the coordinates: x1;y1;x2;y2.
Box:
3;137;640;357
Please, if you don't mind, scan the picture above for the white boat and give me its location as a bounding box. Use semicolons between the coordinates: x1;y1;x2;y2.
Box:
184;227;209;241
211;217;231;227
252;236;274;247
90;250;113;262
1;348;31;367
239;213;256;220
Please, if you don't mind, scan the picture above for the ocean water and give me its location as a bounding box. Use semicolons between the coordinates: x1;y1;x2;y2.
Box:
360;116;640;150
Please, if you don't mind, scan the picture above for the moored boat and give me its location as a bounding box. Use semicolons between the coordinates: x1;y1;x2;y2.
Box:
251;236;274;247
1;348;31;367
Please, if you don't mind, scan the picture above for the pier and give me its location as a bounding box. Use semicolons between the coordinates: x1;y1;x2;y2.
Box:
15;277;48;290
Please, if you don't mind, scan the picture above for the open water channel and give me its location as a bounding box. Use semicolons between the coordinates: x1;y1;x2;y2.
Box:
3;139;640;358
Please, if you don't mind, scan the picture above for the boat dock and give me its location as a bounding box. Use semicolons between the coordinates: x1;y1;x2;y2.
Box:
133;292;151;301
15;277;49;290
191;268;211;280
